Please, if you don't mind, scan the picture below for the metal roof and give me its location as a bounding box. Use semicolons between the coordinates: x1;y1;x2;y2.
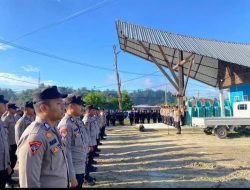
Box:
115;20;250;89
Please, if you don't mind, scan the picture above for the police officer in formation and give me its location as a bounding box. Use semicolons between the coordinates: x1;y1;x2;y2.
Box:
0;95;12;188
129;110;134;125
0;85;109;188
106;111;111;126
2;103;19;187
110;111;116;126
17;86;69;188
15;101;35;144
83;106;98;180
134;110;140;124
58;94;89;188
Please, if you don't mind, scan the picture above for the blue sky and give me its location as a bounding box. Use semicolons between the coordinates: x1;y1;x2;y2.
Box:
0;0;249;98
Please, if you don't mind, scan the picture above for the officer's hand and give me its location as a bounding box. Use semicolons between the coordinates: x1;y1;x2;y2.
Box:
69;179;78;188
89;146;94;152
7;165;12;175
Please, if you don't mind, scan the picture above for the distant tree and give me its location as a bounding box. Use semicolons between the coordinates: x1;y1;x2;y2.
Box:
122;91;133;111
84;92;106;108
16;89;34;107
0;88;17;101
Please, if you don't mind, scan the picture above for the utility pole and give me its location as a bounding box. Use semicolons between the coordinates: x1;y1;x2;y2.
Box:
113;45;122;111
165;83;167;105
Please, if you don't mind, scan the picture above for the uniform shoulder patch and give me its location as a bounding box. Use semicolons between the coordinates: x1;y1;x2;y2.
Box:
60;128;68;138
29;141;42;155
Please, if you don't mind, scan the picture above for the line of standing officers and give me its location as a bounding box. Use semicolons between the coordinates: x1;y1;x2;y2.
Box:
0;86;108;188
128;110;162;126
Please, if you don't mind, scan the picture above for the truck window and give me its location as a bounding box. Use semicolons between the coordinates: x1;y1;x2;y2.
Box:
238;104;247;110
244;95;248;101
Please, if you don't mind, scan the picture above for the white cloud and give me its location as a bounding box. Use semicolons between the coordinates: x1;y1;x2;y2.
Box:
143;79;153;88
0;43;12;51
21;65;40;72
0;72;56;88
105;74;116;82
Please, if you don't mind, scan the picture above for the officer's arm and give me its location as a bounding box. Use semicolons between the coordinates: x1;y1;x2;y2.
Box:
59;124;76;182
19;134;45;188
14;120;23;145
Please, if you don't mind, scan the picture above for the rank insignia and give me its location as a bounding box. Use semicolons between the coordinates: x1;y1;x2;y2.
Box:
52;146;60;153
29;141;42;155
45;132;53;139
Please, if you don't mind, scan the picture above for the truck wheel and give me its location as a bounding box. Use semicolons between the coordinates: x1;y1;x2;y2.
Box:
215;126;228;139
204;129;212;135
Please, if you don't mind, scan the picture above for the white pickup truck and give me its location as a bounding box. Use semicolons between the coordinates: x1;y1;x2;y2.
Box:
192;101;250;138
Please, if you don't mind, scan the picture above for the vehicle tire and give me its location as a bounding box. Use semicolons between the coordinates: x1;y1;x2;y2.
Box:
214;126;228;139
204;129;212;135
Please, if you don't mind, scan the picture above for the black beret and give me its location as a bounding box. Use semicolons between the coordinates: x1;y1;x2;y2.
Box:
65;94;85;106
25;101;34;109
0;95;8;104
7;103;18;110
33;86;67;104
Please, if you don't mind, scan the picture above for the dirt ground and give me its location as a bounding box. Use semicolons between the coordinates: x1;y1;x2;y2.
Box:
88;125;250;188
12;124;250;188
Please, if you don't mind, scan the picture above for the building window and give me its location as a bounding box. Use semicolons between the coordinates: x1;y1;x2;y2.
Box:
238;104;247;110
234;96;240;102
244;95;248;101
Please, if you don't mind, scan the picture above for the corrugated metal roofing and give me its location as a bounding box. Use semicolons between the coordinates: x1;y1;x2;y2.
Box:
115;20;250;88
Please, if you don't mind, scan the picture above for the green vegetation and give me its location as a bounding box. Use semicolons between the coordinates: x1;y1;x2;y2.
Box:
0;84;177;109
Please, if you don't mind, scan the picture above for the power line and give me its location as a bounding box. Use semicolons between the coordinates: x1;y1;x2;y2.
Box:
14;0;115;41
0;39;161;76
95;70;160;89
0;75;38;85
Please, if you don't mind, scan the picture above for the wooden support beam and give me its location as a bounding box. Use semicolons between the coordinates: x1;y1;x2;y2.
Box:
173;53;194;71
158;45;179;84
182;57;194;96
178;50;184;107
138;41;179;91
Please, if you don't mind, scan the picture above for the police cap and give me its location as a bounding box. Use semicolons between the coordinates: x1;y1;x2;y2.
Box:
65;94;85;106
25;101;34;109
7;103;18;110
33;86;67;104
0;95;8;104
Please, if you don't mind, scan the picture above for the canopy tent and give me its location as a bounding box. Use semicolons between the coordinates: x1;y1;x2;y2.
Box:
115;20;250;92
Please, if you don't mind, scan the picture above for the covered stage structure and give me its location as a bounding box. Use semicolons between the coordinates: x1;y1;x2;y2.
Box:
115;20;250;116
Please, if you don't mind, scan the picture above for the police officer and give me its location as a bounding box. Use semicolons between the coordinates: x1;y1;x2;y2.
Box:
152;110;157;123
16;86;69;188
106;110;110;127
82;105;97;185
0;95;12;188
134;110;139;124
2;103;19;187
58;94;87;188
129;111;134;126
146;110;151;124
15;101;35;144
110;111;116;126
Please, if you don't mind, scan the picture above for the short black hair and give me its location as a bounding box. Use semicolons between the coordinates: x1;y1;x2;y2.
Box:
33;100;51;114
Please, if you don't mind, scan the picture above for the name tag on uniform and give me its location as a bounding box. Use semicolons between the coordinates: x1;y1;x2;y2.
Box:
49;139;57;146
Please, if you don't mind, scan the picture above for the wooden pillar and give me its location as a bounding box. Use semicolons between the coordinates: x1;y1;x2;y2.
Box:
178;50;185;107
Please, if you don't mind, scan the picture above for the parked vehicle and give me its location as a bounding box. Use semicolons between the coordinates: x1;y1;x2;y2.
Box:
192;101;250;138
